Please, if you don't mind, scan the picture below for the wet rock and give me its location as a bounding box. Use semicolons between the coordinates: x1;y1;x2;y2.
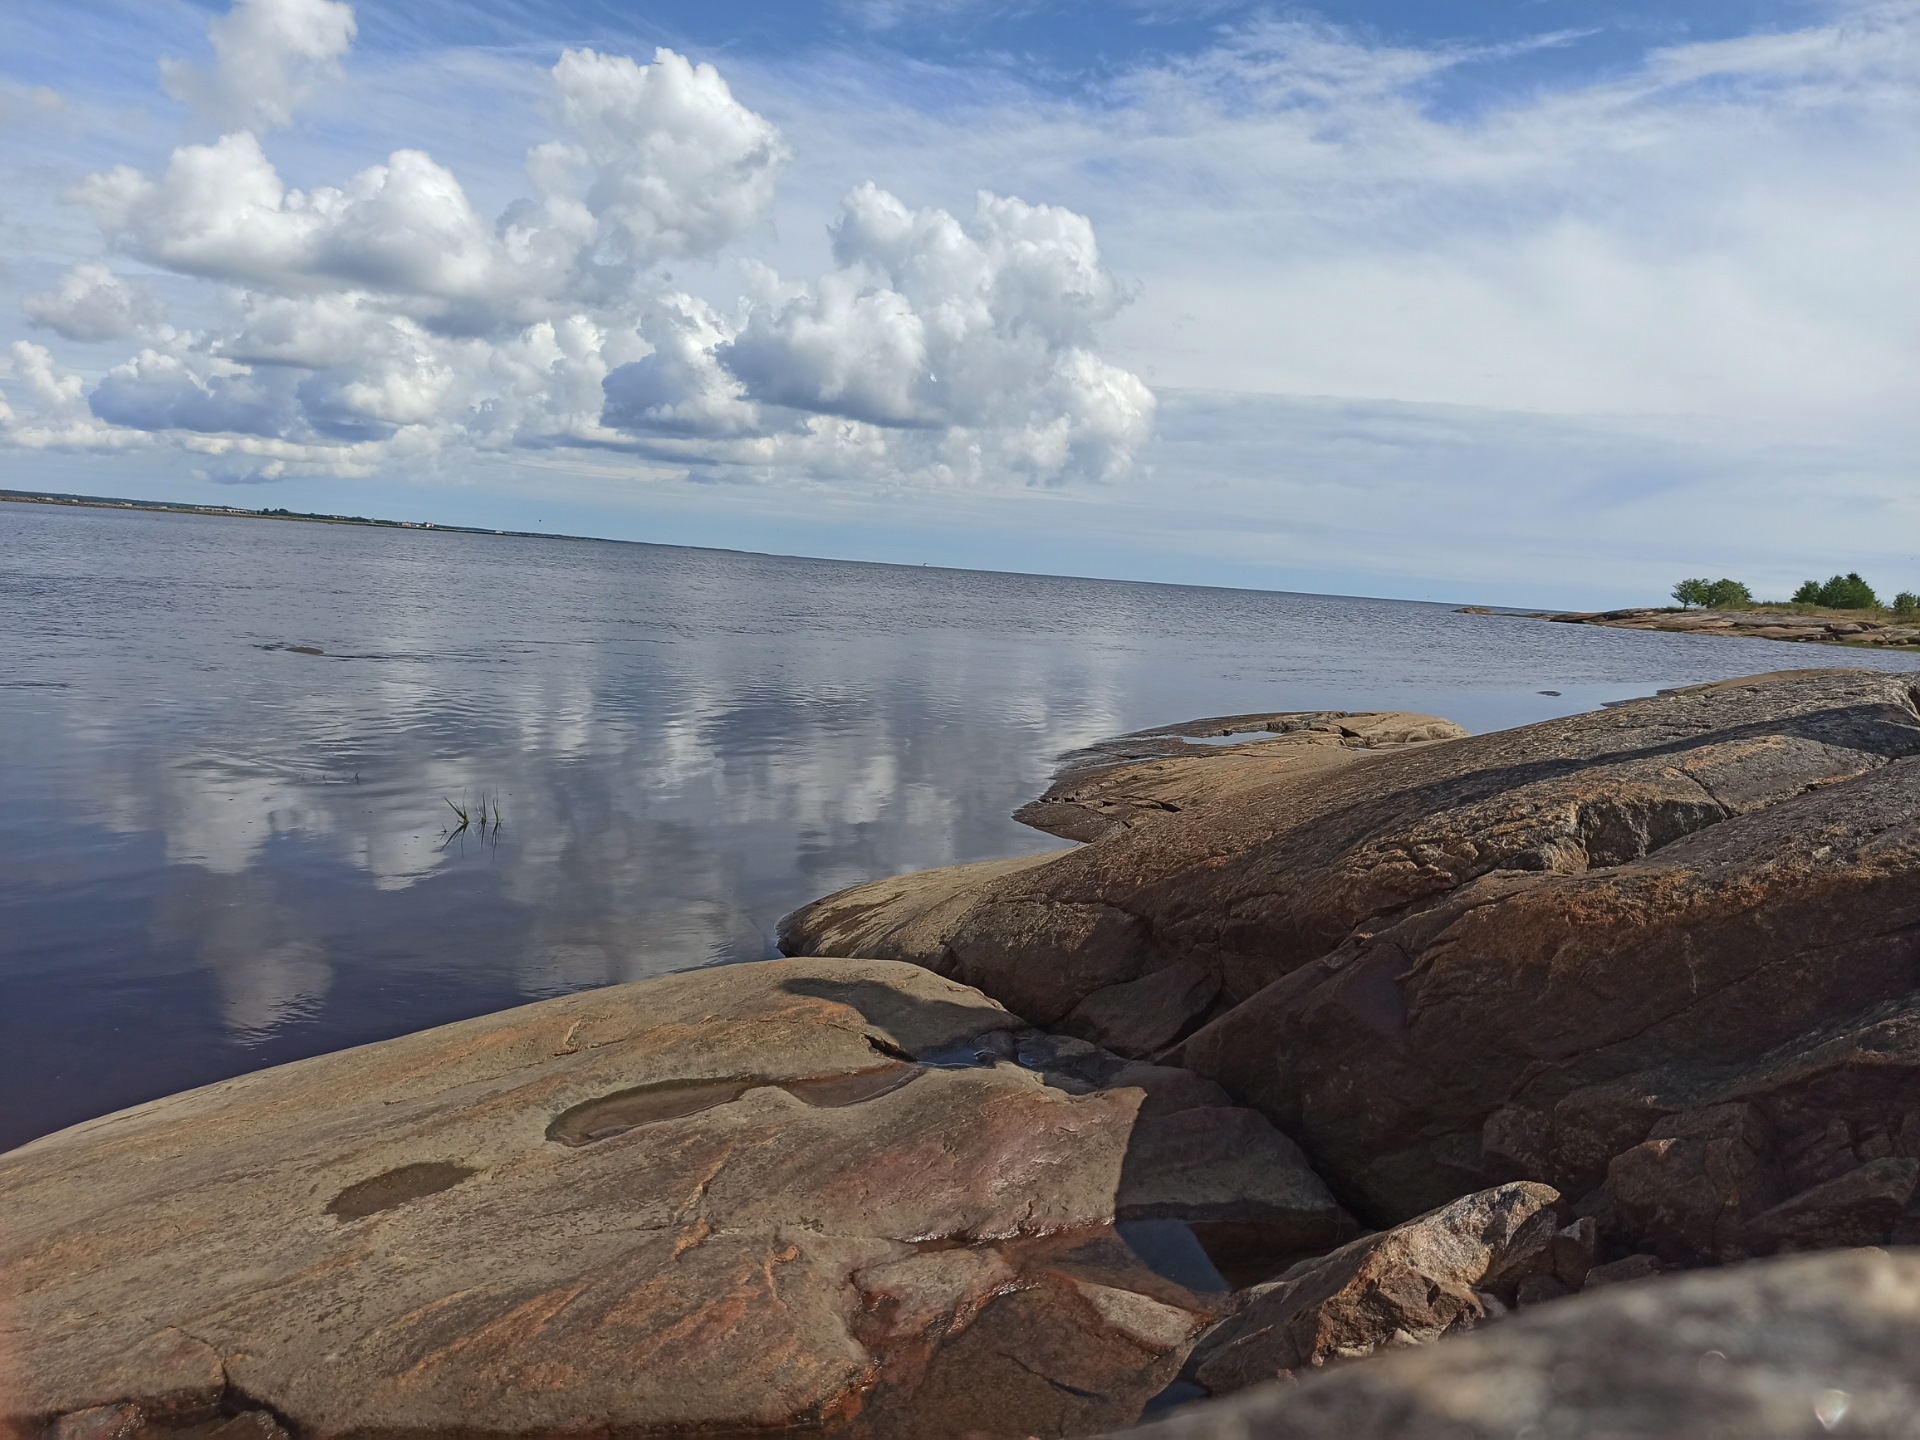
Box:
1182;1183;1559;1397
1101;1249;1920;1440
1;957;1327;1440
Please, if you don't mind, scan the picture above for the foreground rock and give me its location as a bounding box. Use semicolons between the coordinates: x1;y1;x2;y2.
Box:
784;670;1920;1264
1184;1183;1571;1396
1105;1248;1920;1439
0;958;1350;1440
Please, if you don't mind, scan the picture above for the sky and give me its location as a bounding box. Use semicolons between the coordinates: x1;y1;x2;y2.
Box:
0;0;1913;607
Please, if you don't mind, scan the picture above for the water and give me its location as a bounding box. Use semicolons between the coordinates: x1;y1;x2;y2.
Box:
5;501;1915;1151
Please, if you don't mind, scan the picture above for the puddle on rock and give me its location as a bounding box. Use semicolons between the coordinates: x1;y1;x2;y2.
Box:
550;1064;930;1145
783;1063;922;1107
1116;1219;1230;1294
917;1031;1017;1069
547;1078;756;1146
327;1161;475;1220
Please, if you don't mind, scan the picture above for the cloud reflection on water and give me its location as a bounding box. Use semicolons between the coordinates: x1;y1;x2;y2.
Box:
7;501;1920;1147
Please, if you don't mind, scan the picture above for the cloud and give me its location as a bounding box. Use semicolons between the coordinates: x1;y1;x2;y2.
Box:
604;186;1154;482
538;48;790;275
160;0;357;133
22;261;167;342
7;8;1147;491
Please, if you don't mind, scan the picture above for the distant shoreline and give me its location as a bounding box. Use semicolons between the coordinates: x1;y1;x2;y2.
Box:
0;488;585;544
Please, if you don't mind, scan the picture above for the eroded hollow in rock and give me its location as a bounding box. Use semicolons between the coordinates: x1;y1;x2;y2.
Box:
326;1161;475;1221
782;1063;923;1107
548;1064;930;1145
547;1078;756;1145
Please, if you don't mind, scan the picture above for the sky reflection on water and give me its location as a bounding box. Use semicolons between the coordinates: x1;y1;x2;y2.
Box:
6;501;1917;1149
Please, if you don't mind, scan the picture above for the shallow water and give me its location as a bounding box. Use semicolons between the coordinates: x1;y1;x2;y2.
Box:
5;501;1914;1150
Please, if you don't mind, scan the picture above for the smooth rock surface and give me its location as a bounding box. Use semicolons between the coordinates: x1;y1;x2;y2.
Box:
1103;1249;1920;1439
0;958;1347;1440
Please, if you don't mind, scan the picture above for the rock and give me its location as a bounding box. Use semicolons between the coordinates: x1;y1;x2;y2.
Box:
1103;1062;1235;1118
1116;1109;1357;1273
1061;962;1222;1058
1167;671;1920;1222
1183;1183;1560;1397
1549;1215;1599;1287
0;957;1348;1439
1513;1275;1572;1308
1582;1254;1662;1288
783;670;1920;1267
1010;712;1468;844
1605;1102;1786;1263
1100;1249;1920;1439
1741;1156;1920;1251
789;669;1920;1037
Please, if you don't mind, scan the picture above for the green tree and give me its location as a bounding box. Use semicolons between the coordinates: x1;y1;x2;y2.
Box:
1894;592;1918;617
1672;578;1711;608
1793;580;1823;604
1703;579;1751;608
1818;573;1879;609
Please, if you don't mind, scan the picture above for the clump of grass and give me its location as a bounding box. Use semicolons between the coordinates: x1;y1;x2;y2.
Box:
442;790;504;847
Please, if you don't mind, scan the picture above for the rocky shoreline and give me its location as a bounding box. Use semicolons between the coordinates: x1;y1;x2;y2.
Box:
1465;603;1920;647
11;669;1920;1437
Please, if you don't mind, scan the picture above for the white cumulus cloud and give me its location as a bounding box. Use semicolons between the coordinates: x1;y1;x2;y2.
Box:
605;186;1154;482
4;7;1147;492
160;0;357;133
22;262;167;343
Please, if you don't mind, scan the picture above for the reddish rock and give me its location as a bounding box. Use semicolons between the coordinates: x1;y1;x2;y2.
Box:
1183;1183;1560;1397
0;958;1347;1440
1605;1103;1786;1262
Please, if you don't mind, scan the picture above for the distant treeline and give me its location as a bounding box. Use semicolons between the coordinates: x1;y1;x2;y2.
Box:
1672;573;1920;615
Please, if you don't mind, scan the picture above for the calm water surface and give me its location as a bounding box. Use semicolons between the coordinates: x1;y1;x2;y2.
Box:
6;502;1916;1149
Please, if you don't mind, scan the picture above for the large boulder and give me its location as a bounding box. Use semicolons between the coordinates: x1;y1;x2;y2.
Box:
788;671;1920;1253
0;958;1350;1440
1102;1248;1920;1439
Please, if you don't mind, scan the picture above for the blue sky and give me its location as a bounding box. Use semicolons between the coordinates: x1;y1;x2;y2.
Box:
2;0;1914;606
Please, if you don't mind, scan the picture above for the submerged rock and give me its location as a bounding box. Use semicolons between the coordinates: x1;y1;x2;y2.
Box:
0;957;1349;1440
1104;1248;1920;1439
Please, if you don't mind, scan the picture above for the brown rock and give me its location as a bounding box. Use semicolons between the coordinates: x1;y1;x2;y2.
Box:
1512;1275;1572;1308
1101;1249;1920;1439
1549;1215;1599;1288
1742;1156;1920;1251
1582;1253;1662;1288
1061;962;1222;1058
1605;1102;1786;1262
1;957;1310;1439
1011;712;1468;844
1184;1183;1559;1397
1101;1062;1235;1119
1116;1109;1356;1265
